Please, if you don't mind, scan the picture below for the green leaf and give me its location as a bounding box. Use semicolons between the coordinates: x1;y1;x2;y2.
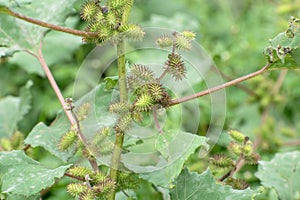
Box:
9;17;82;76
265;17;300;69
4;193;40;200
256;151;300;200
0;0;78;57
104;76;119;90
0;0;31;8
0;80;32;138
0;150;72;197
170;168;259;200
25;84;115;162
24;115;73;162
123;130;209;186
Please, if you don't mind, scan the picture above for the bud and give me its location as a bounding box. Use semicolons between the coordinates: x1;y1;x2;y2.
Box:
156;35;173;48
243;144;253;155
58;130;78;151
181;31;196;40
68;166;93;179
209;154;234;168
228;141;242;156
228;130;245;143
67;183;88;197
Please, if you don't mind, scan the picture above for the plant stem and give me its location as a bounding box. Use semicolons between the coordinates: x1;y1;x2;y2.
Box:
7;9;97;38
108;1;134;199
70;109;99;172
169;63;271;106
153;107;163;134
36;45;75;125
231;70;288;175
158;67;169;81
108;39;128;200
64;173;85;182
210;65;258;97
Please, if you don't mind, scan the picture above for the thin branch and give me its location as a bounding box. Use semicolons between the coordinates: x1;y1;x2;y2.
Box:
169;63;271;106
122;190;130;198
218;170;231;182
109;39;127;198
157;67;169;82
70;108;99;172
37;45;98;172
272;69;288;95
36;44;75;125
283;140;300;146
8;9;97;38
64;173;85;182
153;107;163;134
108;1;134;198
23;144;31;151
229;70;288;176
210;65;258;97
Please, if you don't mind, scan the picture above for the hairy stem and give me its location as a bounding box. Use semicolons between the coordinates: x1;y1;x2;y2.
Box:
108;38;127;200
210;65;258;97
7;9;97;37
70;109;99;172
36;45;75;124
169;63;271;106
108;2;134;199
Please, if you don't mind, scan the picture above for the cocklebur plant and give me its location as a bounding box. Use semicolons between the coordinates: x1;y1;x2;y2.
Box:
1;1;300;200
209;130;260;190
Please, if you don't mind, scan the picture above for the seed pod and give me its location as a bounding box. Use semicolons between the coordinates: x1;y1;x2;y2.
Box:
58;130;78;151
228;130;245;143
156;35;173;48
67;183;88;196
165;53;186;81
209;154;234;168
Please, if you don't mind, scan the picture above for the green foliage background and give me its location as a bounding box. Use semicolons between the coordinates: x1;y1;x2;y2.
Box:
1;0;300;199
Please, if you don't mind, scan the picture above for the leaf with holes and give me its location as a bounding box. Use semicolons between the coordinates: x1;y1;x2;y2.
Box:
265;17;300;69
256;151;300;200
0;150;72;197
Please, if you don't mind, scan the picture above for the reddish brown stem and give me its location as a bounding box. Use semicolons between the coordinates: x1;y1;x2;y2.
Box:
64;173;85;182
36;45;75;124
70;109;99;172
170;63;271;106
8;9;97;38
210;65;258;97
23;144;31;151
153;107;163;134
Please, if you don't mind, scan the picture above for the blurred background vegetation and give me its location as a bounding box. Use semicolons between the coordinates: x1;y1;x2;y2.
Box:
1;0;300;199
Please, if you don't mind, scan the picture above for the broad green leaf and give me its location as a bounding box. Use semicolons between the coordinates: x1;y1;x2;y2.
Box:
4;193;40;200
265;17;300;69
123;130;209;186
24;115;73;162
256;151;300;200
0;0;78;57
0;150;71;197
25;84;115;162
0;0;31;8
0;80;32;138
9;17;82;76
170;168;259;200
